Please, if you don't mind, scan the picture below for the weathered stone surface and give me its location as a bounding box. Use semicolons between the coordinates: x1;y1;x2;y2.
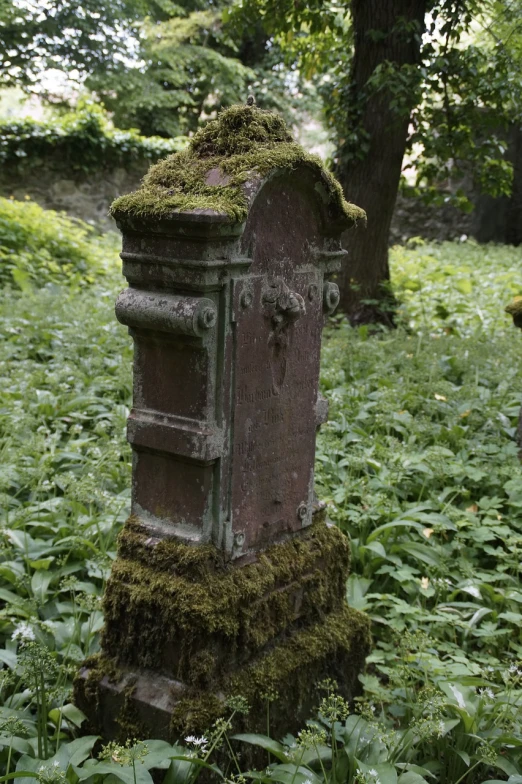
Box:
75;105;371;741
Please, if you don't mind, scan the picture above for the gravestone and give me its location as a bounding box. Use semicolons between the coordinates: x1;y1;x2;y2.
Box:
506;297;522;458
74;103;371;740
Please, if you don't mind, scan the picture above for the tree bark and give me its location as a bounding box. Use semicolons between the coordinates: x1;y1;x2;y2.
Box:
338;0;426;326
506;124;522;247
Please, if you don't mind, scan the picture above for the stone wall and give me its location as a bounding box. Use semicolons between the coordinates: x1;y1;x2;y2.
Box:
2;133;521;243
1;157;478;240
390;191;474;245
0;159;148;231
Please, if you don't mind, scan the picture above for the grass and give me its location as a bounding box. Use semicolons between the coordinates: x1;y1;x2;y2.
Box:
0;233;522;782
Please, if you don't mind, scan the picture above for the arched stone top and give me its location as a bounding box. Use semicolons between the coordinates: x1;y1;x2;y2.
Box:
111;103;365;239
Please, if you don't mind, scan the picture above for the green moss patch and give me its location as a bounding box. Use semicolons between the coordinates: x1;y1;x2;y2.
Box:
102;518;351;682
170;604;371;737
76;605;371;743
110;104;365;224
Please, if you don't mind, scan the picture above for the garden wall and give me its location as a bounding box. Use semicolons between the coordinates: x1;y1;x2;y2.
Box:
2;109;520;243
0;160;485;239
0;107;183;231
0;160;147;231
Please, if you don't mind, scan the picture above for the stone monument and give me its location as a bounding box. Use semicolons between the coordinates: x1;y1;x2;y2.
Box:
506;296;522;458
74;103;371;740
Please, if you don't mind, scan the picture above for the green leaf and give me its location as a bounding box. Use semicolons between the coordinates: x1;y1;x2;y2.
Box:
232;735;289;763
357;762;398;784
398;773;430;784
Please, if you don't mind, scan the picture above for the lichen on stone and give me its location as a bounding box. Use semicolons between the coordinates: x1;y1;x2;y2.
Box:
110;104;366;225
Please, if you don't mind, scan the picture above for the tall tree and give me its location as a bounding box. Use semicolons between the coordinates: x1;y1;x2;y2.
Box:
336;1;425;325
233;0;522;324
87;1;305;137
0;0;148;89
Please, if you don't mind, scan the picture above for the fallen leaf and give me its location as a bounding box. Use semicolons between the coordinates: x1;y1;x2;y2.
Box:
460;410;471;418
466;504;479;513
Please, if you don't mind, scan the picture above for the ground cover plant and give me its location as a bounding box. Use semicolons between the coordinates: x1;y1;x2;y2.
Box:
0;215;522;782
0;197;119;290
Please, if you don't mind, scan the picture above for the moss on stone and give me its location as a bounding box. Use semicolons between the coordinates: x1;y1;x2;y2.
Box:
75;519;371;743
102;519;351;682
506;296;522;315
506;296;522;328
110;104;365;225
169;605;372;737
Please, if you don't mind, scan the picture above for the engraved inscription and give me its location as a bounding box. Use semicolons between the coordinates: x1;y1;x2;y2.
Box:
231;273;322;549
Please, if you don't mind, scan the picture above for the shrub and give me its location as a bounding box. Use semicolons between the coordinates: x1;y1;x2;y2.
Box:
0;102;187;175
0;196;119;290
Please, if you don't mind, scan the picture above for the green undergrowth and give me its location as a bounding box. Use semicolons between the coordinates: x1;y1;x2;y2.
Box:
111;104;365;224
316;239;522;777
0;196;119;290
0;238;522;781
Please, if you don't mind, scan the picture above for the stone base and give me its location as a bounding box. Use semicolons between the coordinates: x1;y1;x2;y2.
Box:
73;516;371;741
74;605;371;741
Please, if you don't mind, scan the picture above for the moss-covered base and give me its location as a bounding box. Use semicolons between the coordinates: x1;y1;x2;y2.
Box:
74;604;371;743
74;517;371;742
101;518;352;684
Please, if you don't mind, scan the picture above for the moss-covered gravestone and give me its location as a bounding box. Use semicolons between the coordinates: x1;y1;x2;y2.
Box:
74;104;371;740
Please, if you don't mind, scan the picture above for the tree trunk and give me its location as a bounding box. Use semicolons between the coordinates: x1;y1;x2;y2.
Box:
506;124;522;247
338;0;426;326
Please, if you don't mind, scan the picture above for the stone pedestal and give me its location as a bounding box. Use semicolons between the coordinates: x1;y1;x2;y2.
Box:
74;104;371;740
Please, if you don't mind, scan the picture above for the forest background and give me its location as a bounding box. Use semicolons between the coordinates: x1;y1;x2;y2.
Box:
1;1;522;783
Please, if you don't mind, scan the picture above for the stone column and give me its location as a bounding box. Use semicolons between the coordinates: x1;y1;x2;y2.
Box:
74;103;371;740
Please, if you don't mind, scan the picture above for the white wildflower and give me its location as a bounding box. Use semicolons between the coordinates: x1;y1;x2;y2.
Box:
184;736;208;754
11;622;35;642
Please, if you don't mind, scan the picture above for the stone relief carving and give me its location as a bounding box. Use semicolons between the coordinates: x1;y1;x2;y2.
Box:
262;277;306;392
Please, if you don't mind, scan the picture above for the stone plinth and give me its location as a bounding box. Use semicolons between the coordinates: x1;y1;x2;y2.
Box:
74;104;371;740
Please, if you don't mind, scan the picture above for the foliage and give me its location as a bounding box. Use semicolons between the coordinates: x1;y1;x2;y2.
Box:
0;102;186;176
89;5;256;139
0;0;149;90
0;197;118;290
1;237;522;781
87;0;315;139
111;103;365;222
232;0;522;203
